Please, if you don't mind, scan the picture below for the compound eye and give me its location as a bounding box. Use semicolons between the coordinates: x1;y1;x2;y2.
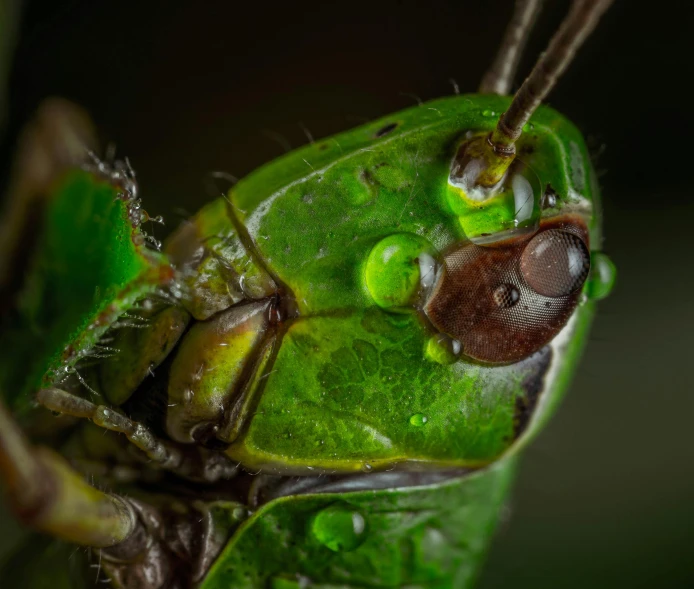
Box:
424;223;590;364
520;229;590;297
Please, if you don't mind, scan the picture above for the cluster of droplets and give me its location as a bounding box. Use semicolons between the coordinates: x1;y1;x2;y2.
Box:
82;150;164;251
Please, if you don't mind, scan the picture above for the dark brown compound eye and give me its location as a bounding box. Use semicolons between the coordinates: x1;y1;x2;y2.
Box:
520;229;590;297
424;223;590;364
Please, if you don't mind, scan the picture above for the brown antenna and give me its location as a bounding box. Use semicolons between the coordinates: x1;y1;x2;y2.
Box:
479;0;545;95
477;0;614;187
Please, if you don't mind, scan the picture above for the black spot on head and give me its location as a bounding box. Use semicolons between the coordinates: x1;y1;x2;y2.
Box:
318;143;329;151
375;122;398;138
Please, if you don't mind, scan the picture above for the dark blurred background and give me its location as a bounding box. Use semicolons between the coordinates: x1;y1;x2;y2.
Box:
0;1;692;587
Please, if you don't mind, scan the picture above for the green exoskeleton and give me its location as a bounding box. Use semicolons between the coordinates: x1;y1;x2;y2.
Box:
0;1;618;587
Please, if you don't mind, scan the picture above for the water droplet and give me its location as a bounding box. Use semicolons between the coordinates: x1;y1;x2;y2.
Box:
586;252;616;300
409;413;428;426
542;187;558;209
512;174;534;225
418;253;438;293
365;233;434;311
232;506;249;520
361;463;373;473
311;503;367;552
426;333;461;365
522;122;535;132
482;109;496;117
448;138;542;244
493;284;520;308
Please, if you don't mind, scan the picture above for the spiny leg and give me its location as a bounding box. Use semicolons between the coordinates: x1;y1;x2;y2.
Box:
0;396;233;588
0;396;135;547
479;0;544;95
36;387;238;482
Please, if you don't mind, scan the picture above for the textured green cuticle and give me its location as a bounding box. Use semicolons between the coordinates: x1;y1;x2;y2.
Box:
365;233;433;311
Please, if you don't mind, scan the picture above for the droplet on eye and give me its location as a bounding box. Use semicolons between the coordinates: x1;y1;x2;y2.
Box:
493;284;520;308
520;230;590;297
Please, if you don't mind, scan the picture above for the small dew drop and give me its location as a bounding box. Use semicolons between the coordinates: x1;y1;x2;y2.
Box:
409;413;428;427
482;109;496;117
310;504;367;552
361;463;373;473
587;252;617;301
232;506;249;520
426;333;461;365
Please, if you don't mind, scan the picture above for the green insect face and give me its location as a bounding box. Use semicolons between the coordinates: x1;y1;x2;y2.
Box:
159;94;606;475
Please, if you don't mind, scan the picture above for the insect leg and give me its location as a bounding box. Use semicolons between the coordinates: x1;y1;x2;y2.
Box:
0;397;135;547
36;387;238;482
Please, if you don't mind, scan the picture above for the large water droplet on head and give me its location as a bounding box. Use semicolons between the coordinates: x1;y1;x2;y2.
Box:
365;233;435;311
311;504;368;552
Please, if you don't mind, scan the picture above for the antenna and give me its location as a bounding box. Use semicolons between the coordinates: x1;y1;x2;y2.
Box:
479;0;545;95
477;0;614;187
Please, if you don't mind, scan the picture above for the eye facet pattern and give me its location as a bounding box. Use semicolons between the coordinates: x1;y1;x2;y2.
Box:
520;229;590;298
424;222;590;364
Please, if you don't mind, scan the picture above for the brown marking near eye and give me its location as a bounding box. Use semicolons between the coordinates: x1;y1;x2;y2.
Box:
424;216;589;364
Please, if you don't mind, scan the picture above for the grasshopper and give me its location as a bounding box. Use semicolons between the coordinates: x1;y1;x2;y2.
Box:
0;1;616;587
